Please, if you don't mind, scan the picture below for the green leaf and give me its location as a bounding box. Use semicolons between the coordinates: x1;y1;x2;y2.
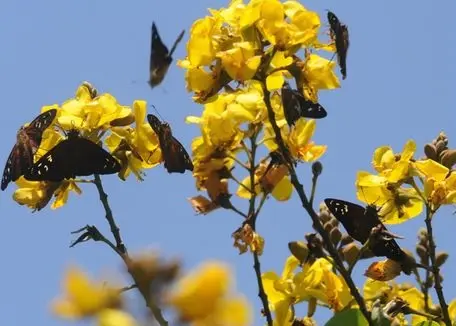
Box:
325;309;369;326
414;321;440;326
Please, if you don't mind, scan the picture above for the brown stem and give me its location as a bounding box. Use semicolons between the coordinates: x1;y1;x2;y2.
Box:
425;206;451;326
247;129;273;326
93;175;169;326
261;82;373;326
93;174;126;254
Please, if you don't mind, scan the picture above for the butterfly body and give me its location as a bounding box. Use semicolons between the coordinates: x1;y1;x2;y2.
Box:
324;198;405;261
1;109;57;190
149;22;185;88
24;130;121;182
327;11;349;79
147;114;193;174
281;83;327;126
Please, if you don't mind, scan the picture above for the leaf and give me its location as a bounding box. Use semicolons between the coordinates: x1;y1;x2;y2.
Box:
325;309;369;326
414;322;440;326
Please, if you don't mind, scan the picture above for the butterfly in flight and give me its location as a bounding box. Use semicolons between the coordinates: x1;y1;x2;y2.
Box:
148;22;185;88
147;114;193;174
281;83;327;126
324;198;405;262
1;109;57;190
24;130;121;182
327;11;349;80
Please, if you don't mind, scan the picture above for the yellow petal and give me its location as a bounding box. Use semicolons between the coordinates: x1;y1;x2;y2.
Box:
97;309;138;326
271;177;293;201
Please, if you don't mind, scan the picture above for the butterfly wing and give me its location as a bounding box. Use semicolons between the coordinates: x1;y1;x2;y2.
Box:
149;22;172;87
327;11;349;80
325;198;406;261
337;25;349;79
147;113;163;135
25;137;121;181
1;109;57;190
147;114;193;173
168;30;185;58
324;198;378;243
164;134;194;173
282;84;327;126
24;109;57;150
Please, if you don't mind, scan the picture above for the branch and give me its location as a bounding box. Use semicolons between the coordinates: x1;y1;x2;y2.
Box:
261;82;373;326
424;206;451;325
91;175;169;326
93;174;127;254
247;128;273;326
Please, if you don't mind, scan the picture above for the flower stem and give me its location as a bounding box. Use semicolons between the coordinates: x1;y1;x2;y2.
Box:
93;174;127;254
424;206;451;325
247;128;273;326
261;81;373;326
92;174;169;326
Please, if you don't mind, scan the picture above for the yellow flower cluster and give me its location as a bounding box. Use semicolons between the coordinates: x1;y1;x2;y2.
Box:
262;256;353;325
53;262;252;326
11;82;163;211
180;0;341;213
356;138;456;224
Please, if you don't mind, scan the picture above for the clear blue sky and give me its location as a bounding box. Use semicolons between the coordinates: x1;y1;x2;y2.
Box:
1;0;455;325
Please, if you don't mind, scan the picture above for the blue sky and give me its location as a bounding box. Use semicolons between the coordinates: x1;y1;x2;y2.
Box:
1;0;456;325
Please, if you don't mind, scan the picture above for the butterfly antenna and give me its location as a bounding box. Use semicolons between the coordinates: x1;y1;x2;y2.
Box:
168;30;185;58
150;104;165;121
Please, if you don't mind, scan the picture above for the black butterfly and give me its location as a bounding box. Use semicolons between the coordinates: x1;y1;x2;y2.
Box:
1;109;57;190
282;83;327;127
327;11;349;79
324;198;405;261
24;130;121;182
149;22;185;88
147;114;193;174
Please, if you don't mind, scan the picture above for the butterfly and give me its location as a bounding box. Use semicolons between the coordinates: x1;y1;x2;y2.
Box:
324;198;405;261
327;11;349;80
149;22;185;88
1;109;57;190
147;114;193;174
24;129;121;182
281;83;327;127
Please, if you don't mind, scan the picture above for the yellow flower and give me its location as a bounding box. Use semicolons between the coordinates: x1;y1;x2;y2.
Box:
263;256;351;324
356;171;423;224
218;41;262;81
364;259;402;282
264;119;326;162
58;82;132;131
167;261;252;326
52;265;121;319
13;177;79;211
372;140;416;183
302;54;340;102
97;309;138;326
187;16;221;67
105;100;161;180
363;280;426;325
415;159;456;207
266;51;293;91
236;157;292;201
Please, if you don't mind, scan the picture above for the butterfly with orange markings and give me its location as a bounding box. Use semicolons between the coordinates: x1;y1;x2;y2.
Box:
1;109;57;190
147;114;193;174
